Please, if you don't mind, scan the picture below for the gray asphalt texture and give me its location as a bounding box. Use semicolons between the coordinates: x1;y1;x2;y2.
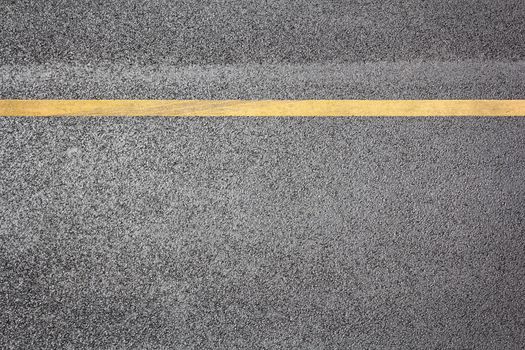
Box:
1;0;525;349
1;0;524;64
1;61;525;100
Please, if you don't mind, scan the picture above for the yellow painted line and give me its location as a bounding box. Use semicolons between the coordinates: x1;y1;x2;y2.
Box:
0;100;524;117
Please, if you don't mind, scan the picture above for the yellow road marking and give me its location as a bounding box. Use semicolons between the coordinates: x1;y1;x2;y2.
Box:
0;100;524;117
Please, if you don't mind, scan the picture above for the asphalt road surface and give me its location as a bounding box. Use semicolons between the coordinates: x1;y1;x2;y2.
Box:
1;1;524;349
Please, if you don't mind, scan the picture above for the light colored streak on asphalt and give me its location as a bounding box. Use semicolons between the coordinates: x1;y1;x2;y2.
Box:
1;100;524;117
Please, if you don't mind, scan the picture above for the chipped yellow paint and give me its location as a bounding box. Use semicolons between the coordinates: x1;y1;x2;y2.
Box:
0;100;524;117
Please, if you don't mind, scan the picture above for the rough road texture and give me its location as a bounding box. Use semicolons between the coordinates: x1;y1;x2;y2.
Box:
1;1;525;349
1;61;525;100
1;0;524;64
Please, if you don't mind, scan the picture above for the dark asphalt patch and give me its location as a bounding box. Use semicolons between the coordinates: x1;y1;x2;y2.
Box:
1;117;525;348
